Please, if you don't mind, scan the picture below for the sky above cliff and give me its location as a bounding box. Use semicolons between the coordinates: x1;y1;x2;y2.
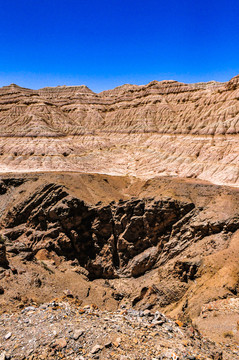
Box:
0;0;238;92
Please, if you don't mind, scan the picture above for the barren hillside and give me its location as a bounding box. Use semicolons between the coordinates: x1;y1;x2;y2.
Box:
0;76;239;186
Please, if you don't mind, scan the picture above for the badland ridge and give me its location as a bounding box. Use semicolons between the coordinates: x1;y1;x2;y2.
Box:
0;75;238;186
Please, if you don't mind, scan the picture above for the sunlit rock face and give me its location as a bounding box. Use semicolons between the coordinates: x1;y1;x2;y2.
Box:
0;76;239;186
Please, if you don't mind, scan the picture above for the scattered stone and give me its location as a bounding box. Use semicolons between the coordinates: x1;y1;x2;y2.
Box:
73;329;84;340
83;305;90;310
0;285;4;295
90;344;103;354
22;306;36;313
152;320;165;326
113;337;121;348
175;319;183;327
104;341;112;348
165;325;174;332
0;301;235;360
143;309;151;316
0;352;6;360
0;353;10;360
4;332;12;340
212;352;223;360
90;303;98;310
63;289;74;298
54;337;67;348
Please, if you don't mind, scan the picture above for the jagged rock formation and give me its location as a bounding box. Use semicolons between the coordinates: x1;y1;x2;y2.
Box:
0;183;195;279
0;76;239;186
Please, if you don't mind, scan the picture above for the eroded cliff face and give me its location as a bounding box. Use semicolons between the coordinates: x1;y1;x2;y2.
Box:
0;183;195;279
0;76;239;186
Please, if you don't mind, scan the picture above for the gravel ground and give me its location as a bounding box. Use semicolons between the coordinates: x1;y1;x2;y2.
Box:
0;300;238;360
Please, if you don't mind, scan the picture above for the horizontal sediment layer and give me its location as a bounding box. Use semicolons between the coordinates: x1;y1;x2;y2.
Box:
0;133;238;186
0;76;239;186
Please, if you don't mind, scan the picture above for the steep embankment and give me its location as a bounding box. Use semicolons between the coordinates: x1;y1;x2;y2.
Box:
0;77;239;186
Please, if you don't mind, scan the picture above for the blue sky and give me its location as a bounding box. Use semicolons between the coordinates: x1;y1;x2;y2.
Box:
0;0;238;92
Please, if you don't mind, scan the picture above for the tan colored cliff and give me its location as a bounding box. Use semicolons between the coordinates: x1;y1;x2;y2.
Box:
0;76;239;186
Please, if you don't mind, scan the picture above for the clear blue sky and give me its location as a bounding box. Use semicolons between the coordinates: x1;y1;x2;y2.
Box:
0;0;238;92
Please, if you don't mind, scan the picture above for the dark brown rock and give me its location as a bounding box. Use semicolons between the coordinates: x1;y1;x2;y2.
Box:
0;243;9;269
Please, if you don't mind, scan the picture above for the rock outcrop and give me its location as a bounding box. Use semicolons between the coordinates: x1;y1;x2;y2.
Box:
0;77;239;186
0;183;195;279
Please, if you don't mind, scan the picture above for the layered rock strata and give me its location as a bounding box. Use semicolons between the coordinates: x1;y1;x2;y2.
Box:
0;76;239;186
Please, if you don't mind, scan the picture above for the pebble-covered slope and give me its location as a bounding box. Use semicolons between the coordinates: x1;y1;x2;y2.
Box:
0;300;236;360
0;77;239;186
